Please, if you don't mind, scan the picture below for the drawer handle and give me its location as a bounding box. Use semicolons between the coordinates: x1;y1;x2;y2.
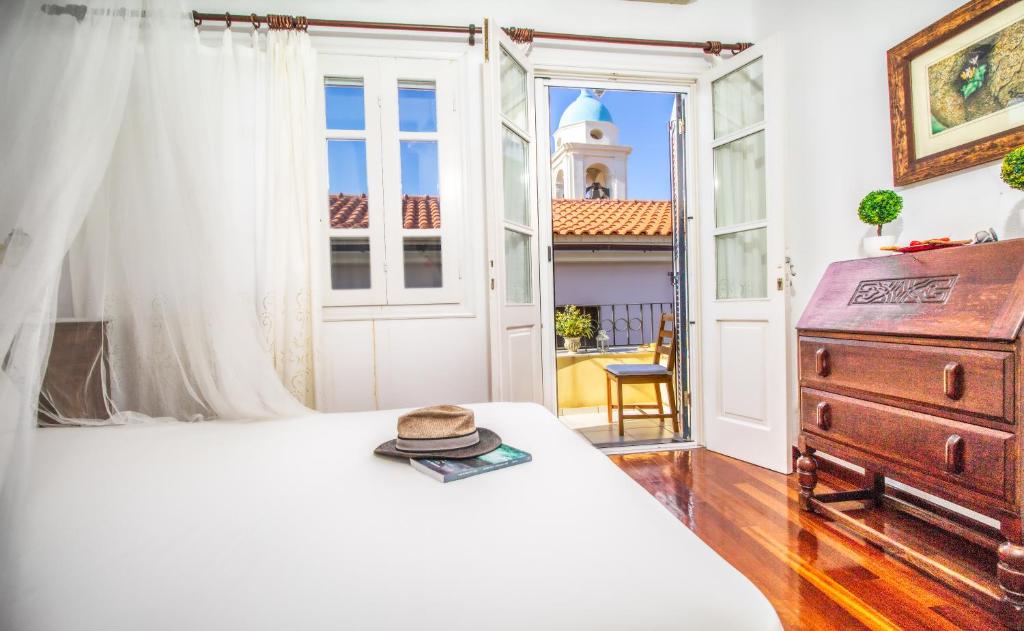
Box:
943;362;964;400
815;348;831;377
944;434;964;474
815;401;831;430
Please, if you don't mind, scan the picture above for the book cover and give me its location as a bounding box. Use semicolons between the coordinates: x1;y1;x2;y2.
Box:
410;444;532;482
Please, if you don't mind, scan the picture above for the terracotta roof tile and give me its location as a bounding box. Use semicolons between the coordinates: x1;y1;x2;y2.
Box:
552;199;672;237
328;194;441;230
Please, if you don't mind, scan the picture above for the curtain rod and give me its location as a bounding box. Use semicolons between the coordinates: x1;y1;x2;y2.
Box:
191;12;480;44
502;26;751;55
191;11;750;56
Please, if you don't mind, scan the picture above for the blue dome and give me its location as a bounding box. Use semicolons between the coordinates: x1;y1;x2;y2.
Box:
558;89;613;128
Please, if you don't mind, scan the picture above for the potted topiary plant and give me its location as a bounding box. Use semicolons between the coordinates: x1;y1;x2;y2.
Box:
858;189;903;257
1001;146;1024;192
555;305;594;353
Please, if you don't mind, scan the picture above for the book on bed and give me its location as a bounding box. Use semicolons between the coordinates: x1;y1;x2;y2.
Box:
410;444;531;482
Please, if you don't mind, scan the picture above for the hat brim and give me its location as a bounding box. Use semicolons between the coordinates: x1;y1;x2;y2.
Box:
374;427;502;460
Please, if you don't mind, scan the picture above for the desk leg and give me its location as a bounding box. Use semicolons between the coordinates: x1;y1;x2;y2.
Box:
999;518;1024;630
796;437;817;512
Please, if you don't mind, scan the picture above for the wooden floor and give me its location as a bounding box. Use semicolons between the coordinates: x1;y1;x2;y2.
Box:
610;448;1006;630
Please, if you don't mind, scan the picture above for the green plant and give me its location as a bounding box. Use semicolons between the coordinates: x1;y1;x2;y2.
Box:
555;305;594;339
857;189;903;237
1001;147;1024;191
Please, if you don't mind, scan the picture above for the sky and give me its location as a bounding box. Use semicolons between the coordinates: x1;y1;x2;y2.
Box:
549;87;676;201
328;86;440;198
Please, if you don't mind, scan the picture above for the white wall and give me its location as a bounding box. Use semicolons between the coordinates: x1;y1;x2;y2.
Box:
752;0;1024;324
554;260;673;307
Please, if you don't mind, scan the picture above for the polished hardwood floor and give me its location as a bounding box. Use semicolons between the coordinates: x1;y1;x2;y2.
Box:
609;448;1006;630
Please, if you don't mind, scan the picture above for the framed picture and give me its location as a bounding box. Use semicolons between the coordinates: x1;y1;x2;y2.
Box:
888;0;1024;185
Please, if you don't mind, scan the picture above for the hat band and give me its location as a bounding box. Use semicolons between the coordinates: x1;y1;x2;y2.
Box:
396;430;480;453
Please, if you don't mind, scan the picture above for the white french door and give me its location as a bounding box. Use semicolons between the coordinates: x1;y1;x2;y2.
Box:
483;22;544;403
698;40;792;473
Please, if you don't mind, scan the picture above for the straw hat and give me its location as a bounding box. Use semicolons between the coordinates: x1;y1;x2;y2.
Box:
374;405;501;459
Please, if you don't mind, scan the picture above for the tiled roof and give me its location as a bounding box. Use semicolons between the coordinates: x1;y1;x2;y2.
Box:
552;199;672;236
329;194;441;230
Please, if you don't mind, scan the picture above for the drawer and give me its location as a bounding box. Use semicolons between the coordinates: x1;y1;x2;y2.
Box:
801;388;1014;499
799;336;1013;420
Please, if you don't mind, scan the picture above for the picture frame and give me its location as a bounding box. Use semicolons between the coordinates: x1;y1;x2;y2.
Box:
888;0;1024;186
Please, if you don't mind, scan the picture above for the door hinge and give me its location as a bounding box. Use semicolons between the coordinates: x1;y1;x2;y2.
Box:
490;278;495;290
683;391;692;407
547;246;552;262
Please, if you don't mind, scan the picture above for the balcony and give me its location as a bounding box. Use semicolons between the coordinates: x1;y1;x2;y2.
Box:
555;302;684;448
555;302;672;352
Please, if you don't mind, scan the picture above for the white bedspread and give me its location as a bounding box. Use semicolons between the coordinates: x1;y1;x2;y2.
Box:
7;402;781;631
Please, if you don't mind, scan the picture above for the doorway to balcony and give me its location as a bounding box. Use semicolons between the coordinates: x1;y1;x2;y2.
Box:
541;82;692;452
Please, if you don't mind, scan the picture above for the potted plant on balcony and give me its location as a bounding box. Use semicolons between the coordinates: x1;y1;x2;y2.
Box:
555;305;594;353
858;189;903;257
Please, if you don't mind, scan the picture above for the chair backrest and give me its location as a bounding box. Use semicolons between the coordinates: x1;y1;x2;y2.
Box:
652;312;676;372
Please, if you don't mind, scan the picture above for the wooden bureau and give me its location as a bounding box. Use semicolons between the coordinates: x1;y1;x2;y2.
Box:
796;239;1024;628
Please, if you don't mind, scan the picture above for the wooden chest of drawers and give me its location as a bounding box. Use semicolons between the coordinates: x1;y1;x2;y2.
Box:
796;240;1024;628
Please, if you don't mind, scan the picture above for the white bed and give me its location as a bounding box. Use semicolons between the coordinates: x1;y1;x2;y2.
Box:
7;402;781;631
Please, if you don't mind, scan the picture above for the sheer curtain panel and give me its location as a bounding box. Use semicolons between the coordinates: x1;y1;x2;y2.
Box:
65;24;318;422
1;0;321;555
0;0;141;512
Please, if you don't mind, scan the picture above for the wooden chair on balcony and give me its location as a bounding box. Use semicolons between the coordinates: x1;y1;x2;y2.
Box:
604;312;679;437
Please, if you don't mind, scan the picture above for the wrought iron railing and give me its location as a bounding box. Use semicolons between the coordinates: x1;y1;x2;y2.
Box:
555;302;672;351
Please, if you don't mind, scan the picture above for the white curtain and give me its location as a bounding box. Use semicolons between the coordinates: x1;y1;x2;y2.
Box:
65;24;319;421
257;30;320;406
1;0;320;533
0;0;141;507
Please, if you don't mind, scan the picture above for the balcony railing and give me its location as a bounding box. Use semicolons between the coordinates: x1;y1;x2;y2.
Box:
555;302;672;351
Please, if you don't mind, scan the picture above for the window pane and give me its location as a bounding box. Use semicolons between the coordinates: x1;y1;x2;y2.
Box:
712;59;763;138
715;228;766;299
505;229;532;304
404;237;442;288
500;50;528;130
400;141;441;229
502;127;530;226
398;82;437;132
327;140;369;228
325;80;365;131
331;238;371;290
714;131;765;228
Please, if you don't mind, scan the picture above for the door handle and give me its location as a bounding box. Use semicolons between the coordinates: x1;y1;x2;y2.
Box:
815;401;831;430
944;434;964;474
943;362;963;400
815;348;831;377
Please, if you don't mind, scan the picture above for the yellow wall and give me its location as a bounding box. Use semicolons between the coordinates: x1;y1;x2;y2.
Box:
556;351;667;410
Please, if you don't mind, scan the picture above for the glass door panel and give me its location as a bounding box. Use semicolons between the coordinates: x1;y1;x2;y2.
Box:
502;127;531;226
715;228;767;299
712;59;768;301
713;131;765;228
504;229;532;304
712;58;764;138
